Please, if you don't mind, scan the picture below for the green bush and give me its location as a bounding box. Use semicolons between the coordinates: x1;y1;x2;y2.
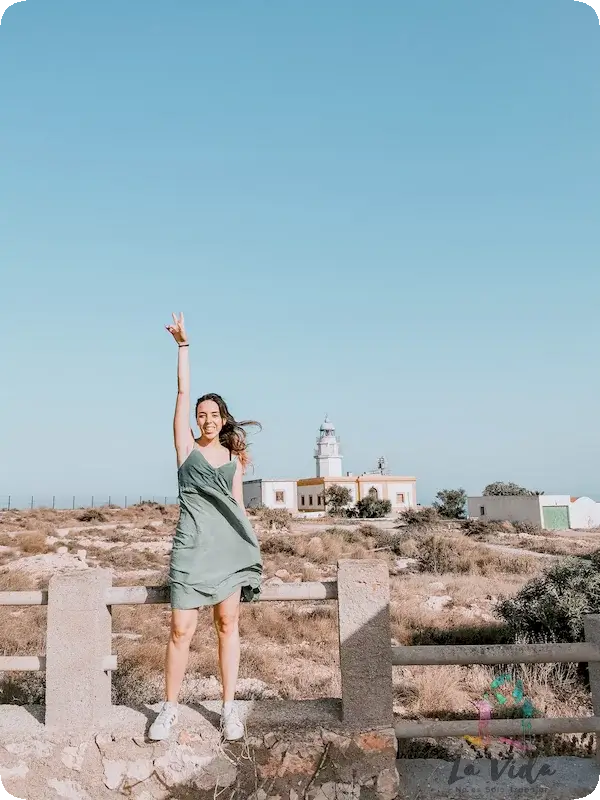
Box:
495;556;600;643
355;496;392;518
432;489;467;519
324;485;353;515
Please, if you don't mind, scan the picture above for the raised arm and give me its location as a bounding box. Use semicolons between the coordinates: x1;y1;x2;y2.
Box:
165;312;195;467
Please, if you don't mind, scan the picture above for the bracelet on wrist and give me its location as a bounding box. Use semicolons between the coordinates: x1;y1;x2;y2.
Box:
178;343;189;348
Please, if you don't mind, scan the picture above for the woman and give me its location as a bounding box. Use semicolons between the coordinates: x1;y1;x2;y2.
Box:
149;312;263;742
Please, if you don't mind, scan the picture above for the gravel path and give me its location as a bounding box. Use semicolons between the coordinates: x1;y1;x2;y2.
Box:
481;542;565;560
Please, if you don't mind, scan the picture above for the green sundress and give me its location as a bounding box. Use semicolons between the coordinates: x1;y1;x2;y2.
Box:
169;445;262;609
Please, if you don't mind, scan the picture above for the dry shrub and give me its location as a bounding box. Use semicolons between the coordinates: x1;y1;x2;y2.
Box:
259;508;293;531
260;534;297;556
462;518;505;537
302;564;322;581
0;570;39;591
78;509;107;524
0;533;17;548
512;520;547;536
398;506;440;529
334;526;364;544
0;673;45;705
417;534;538;576
18;532;51;555
102;549;164;570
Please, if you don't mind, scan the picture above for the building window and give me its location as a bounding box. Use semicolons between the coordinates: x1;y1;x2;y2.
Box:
275;491;284;503
480;506;486;516
368;487;378;498
301;495;305;506
317;496;322;505
309;496;313;506
396;493;405;504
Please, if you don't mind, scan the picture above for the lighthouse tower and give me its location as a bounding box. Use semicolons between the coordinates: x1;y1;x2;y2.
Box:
314;415;343;478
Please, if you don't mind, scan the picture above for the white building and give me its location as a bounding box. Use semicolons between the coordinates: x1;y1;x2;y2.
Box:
243;415;417;515
243;479;298;512
297;474;417;514
468;494;600;531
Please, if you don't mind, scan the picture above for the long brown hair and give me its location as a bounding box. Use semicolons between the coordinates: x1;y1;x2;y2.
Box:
195;393;261;469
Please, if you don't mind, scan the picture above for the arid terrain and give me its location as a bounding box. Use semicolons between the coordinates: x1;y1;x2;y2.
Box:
1;504;598;761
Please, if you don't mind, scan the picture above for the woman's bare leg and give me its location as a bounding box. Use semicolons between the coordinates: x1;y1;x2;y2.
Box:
166;608;198;702
213;588;242;702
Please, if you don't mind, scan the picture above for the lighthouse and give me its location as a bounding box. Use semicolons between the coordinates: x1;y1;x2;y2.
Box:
314;415;343;478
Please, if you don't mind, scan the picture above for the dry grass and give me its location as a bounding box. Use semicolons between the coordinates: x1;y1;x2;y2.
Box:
417;533;539;576
19;532;52;555
1;506;597;757
505;536;597;557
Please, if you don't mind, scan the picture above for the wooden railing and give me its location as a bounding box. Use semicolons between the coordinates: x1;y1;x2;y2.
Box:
392;636;600;742
1;559;600;750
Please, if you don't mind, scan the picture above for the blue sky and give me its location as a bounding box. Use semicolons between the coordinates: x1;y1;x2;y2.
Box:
1;0;599;508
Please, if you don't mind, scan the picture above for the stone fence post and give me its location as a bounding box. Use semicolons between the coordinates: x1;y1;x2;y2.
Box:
337;559;393;729
584;613;600;763
45;568;113;733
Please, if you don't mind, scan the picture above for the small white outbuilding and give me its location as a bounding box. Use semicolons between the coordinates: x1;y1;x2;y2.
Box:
468;494;600;531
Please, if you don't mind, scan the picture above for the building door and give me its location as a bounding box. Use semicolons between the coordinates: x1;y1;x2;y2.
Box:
542;506;570;531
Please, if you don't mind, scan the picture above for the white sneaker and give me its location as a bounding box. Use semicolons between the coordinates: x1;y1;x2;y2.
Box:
220;703;244;741
148;701;179;740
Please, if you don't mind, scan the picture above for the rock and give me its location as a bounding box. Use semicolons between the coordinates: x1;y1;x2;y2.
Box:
95;733;114;748
177;730;203;746
274;569;290;579
128;759;154;782
289;791;299;800
103;759;127;790
154;744;214;786
424;595;453;612
376;767;400;800
2;551;90;578
0;762;28;779
47;779;92;800
76;549;87;561
395;558;418;571
5;740;54;758
321;729;351;751
56;546;68;554
264;576;283;586
61;743;87;771
195;755;237;790
307;783;354;800
246;736;264;748
264;732;278;748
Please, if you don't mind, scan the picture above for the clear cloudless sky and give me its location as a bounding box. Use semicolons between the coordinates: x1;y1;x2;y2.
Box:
1;0;599;508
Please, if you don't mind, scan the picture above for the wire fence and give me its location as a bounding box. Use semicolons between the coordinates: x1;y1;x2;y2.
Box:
0;495;179;511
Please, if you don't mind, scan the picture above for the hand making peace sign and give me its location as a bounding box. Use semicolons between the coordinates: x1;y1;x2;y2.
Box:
165;312;188;345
